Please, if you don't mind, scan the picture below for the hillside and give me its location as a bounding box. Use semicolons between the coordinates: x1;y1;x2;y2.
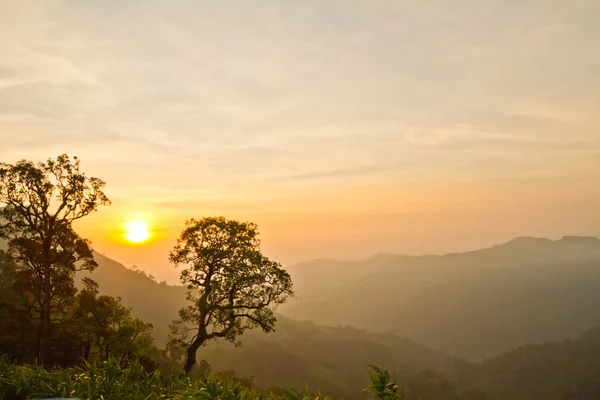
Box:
65;247;483;399
73;253;479;399
282;236;600;360
76;251;600;399
76;252;187;346
193;318;482;399
448;325;600;400
281;253;395;306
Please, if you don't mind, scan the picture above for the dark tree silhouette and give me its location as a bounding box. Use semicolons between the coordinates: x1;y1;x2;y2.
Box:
0;154;110;364
72;281;155;367
167;216;294;375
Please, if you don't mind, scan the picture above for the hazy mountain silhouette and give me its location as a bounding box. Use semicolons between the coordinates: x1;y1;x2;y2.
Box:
282;253;396;305
75;252;187;346
449;325;600;400
194;317;476;399
282;236;600;360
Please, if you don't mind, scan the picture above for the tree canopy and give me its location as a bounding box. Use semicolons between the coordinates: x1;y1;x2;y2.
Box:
0;154;111;364
167;216;294;374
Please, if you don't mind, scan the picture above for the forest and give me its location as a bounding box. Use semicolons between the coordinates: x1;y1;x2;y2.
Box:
1;155;600;400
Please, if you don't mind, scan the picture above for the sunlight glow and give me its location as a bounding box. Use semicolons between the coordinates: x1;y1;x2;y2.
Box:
124;221;151;243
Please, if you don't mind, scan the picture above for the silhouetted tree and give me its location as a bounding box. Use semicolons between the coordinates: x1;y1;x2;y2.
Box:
167;217;294;375
0;250;36;362
71;282;156;367
0;154;110;364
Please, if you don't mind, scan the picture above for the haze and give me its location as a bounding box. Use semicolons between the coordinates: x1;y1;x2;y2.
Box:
1;0;599;283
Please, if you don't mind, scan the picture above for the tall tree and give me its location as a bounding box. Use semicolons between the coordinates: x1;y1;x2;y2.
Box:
168;217;294;375
0;154;110;364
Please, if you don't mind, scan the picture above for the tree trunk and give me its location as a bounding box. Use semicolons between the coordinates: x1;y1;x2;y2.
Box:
184;338;204;375
39;234;53;366
83;341;91;361
35;321;43;363
40;264;52;366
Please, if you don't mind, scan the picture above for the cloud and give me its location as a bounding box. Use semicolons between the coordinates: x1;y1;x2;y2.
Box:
281;162;416;182
0;0;599;201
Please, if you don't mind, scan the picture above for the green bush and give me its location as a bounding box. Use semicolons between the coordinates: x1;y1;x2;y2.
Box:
0;356;350;400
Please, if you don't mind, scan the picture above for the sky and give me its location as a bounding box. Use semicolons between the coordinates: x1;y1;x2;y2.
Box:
1;0;599;284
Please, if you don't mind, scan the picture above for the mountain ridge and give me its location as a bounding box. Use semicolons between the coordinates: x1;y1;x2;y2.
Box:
282;235;600;360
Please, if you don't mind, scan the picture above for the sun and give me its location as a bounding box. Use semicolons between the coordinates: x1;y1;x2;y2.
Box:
124;221;151;243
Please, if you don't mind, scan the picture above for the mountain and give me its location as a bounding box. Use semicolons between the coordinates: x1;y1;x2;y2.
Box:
194;317;481;400
79;252;481;399
282;236;600;360
448;325;600;400
78;248;600;399
281;253;396;306
76;251;187;346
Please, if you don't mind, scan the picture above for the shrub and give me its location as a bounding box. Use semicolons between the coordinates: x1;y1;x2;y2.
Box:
0;356;340;400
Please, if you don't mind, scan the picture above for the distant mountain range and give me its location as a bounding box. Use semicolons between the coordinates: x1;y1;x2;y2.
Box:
76;235;600;362
282;236;600;360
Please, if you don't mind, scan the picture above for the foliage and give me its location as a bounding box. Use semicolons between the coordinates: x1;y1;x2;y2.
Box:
0;356;336;400
0;154;110;364
0;252;157;369
69;279;157;368
0;250;37;362
168;217;294;374
279;385;333;400
363;365;403;399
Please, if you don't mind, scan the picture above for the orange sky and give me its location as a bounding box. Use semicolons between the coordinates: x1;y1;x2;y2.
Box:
71;174;600;284
1;1;599;283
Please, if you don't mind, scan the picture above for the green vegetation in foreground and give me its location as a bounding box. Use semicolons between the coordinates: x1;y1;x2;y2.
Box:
0;357;405;400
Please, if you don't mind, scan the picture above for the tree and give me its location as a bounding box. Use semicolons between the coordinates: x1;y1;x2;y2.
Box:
0;250;36;362
167;216;294;375
0;154;110;364
71;282;156;368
